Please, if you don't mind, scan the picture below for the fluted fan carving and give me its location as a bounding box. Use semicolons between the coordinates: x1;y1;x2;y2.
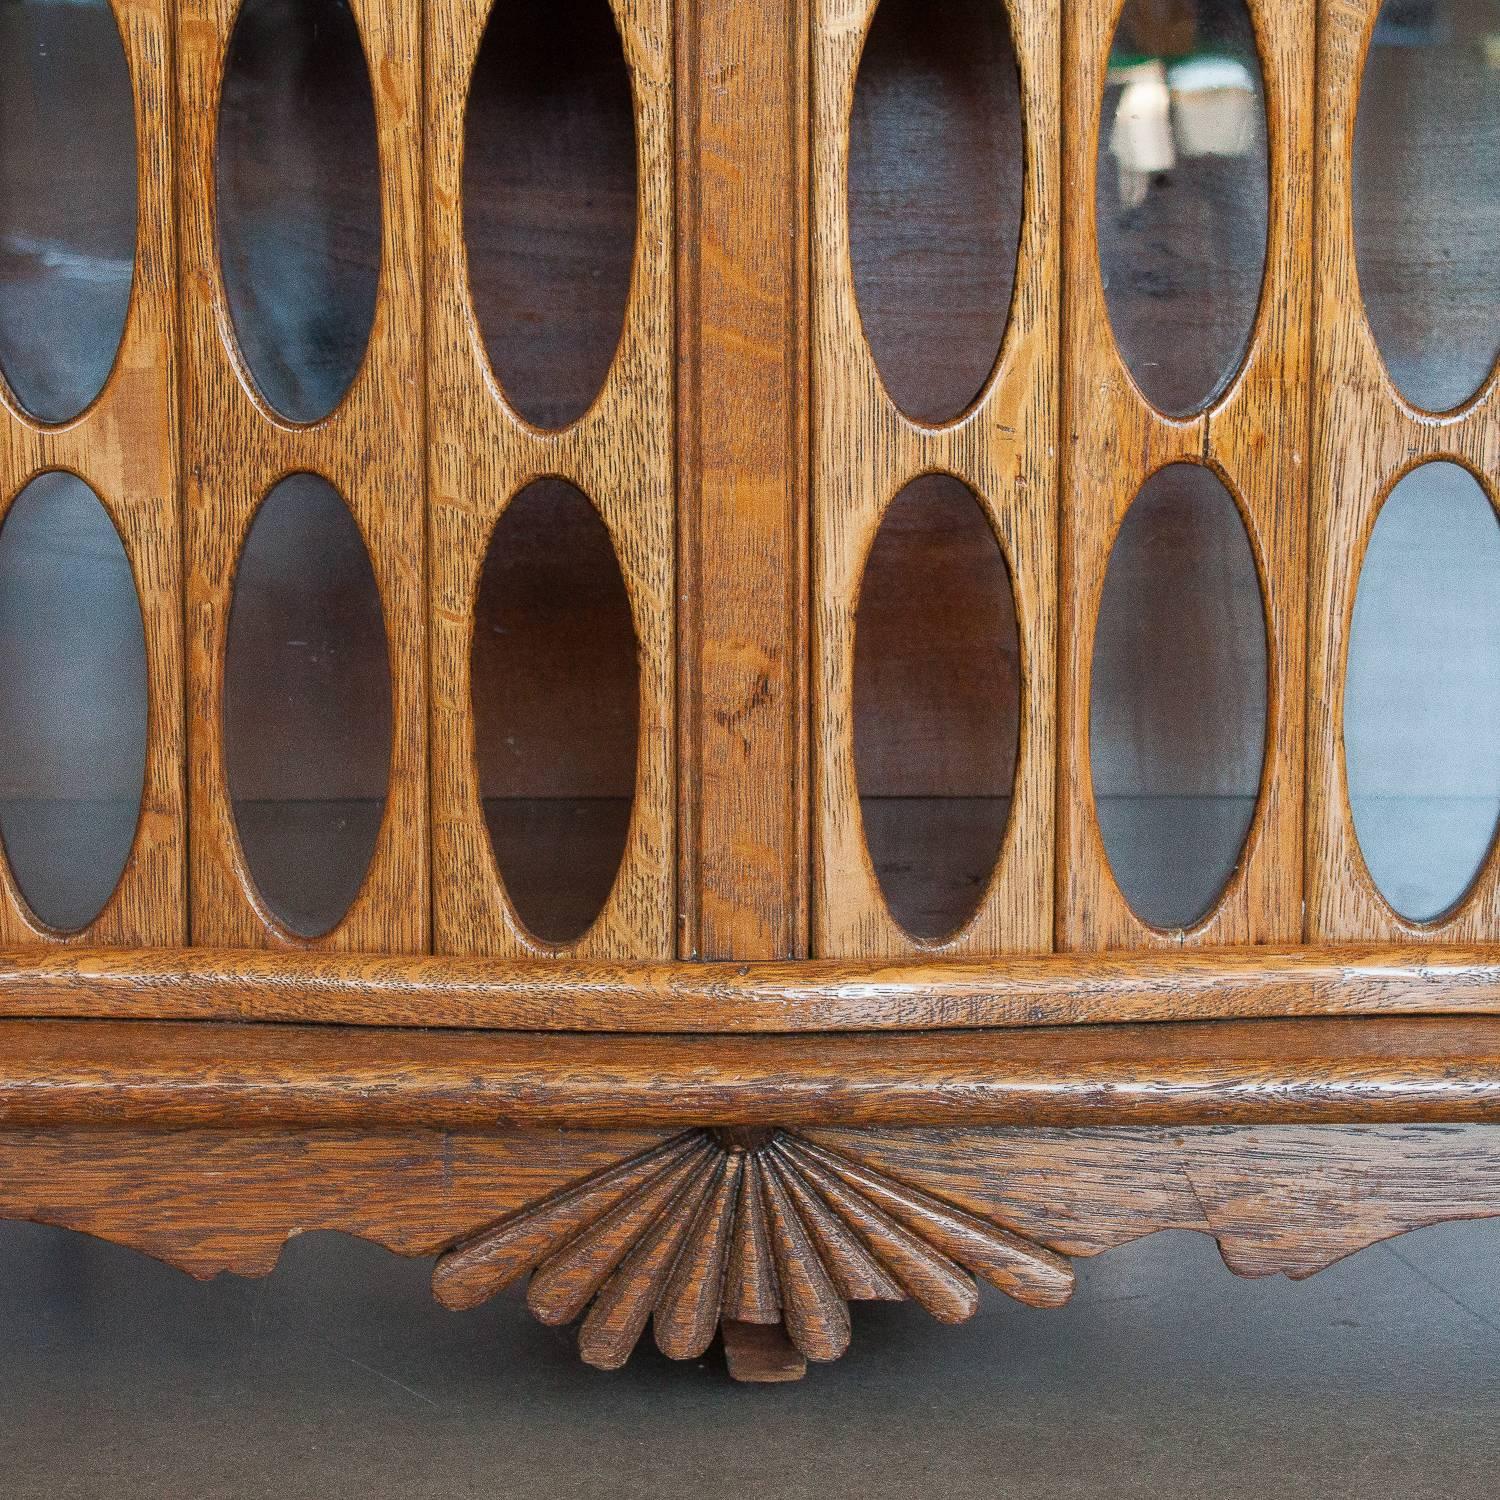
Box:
431;1129;1075;1373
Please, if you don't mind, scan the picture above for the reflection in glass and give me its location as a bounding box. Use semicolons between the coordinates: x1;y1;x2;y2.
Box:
1346;463;1500;921
224;475;392;938
0;474;147;931
854;475;1019;941
0;0;137;423
1090;464;1267;930
1354;0;1500;412
1097;0;1268;416
848;0;1023;425
473;480;639;945
464;0;638;431
216;0;381;423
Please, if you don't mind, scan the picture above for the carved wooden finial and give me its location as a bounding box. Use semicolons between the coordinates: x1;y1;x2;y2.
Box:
431;1129;1074;1378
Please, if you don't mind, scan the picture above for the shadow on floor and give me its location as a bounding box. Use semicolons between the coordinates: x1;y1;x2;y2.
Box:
1;1215;1497;1498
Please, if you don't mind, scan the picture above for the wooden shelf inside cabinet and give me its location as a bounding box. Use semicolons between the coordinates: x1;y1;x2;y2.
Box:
0;0;1496;1383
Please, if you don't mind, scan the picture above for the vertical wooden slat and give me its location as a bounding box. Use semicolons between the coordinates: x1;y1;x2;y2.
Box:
428;0;675;959
179;0;428;951
1057;0;1312;951
0;0;185;946
1305;0;1500;941
811;0;1059;958
677;0;810;961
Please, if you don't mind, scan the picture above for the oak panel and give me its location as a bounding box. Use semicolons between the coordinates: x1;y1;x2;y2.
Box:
812;0;1059;958
428;0;674;959
1058;0;1313;951
178;0;427;951
1306;0;1500;942
0;0;184;948
676;0;811;960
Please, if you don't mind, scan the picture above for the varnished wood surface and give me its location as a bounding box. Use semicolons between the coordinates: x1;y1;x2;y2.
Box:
0;0;184;948
6;1015;1500;1128
676;0;810;961
2;1123;1500;1357
428;0;675;959
11;943;1500;1031
1306;0;1500;942
178;0;428;952
811;0;1058;959
1058;0;1313;950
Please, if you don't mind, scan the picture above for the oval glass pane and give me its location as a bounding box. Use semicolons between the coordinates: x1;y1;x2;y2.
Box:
853;475;1019;941
0;0;137;423
225;475;391;937
1345;463;1500;921
1354;0;1500;412
0;474;146;930
216;0;381;423
1090;464;1267;929
464;0;638;430
473;479;639;944
1097;0;1268;416
848;0;1023;425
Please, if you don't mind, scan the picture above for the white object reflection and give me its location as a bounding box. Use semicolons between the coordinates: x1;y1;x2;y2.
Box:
1108;54;1258;209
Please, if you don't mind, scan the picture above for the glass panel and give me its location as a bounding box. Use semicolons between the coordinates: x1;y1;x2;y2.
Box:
854;475;1019;941
216;0;381;423
1090;463;1267;929
0;473;146;930
473;479;639;944
1097;0;1268;416
848;0;1022;425
464;0;637;430
1346;462;1500;921
0;0;137;423
1354;0;1500;412
224;474;391;937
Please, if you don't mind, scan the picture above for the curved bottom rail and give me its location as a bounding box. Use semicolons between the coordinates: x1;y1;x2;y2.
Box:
4;1013;1500;1380
4;943;1500;1032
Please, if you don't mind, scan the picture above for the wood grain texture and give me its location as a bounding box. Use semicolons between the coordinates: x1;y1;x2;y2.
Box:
1058;0;1313;950
812;1122;1500;1278
9;1015;1500;1129
8;1122;1497;1380
0;1125;674;1280
811;0;1058;958
15;943;1500;1031
0;0;184;947
428;0;675;959
676;0;811;961
1305;0;1500;942
178;0;427;951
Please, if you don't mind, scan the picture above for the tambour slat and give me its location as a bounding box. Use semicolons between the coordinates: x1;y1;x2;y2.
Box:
0;0;185;947
427;0;675;958
1057;0;1312;951
811;0;1059;958
1306;0;1500;942
177;0;428;951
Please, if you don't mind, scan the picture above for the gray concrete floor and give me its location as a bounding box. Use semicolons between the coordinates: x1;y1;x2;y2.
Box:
1;1216;1498;1498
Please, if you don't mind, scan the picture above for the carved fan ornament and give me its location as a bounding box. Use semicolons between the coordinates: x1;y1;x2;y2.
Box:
431;1129;1075;1376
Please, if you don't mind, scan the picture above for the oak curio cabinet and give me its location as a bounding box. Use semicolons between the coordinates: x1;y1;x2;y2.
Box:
0;0;1497;1381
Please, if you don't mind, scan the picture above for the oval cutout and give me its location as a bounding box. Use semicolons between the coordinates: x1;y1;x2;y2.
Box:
464;0;638;430
224;475;391;937
1345;463;1500;921
1097;0;1268;416
848;0;1023;425
0;474;147;931
853;475;1019;941
216;0;381;423
1354;0;1500;412
473;479;639;944
1090;464;1267;929
0;0;137;423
